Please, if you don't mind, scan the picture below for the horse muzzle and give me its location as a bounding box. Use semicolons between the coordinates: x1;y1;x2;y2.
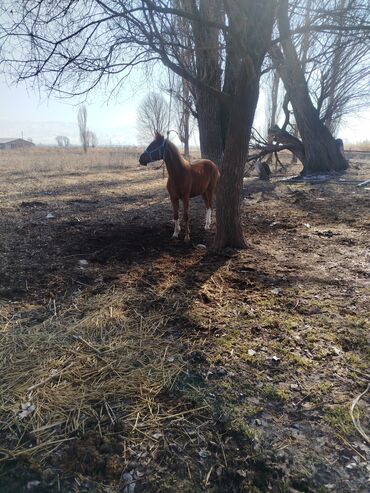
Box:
139;153;149;166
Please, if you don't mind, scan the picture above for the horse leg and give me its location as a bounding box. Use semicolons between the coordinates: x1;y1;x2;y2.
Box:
202;191;212;230
171;196;181;238
183;196;190;242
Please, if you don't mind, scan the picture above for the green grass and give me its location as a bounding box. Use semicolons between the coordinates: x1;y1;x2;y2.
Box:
323;404;355;436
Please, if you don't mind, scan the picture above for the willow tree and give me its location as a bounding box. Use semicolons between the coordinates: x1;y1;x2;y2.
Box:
269;0;369;175
301;0;370;135
182;0;276;248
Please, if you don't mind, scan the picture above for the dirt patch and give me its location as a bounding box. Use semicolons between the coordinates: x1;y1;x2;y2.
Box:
0;148;369;492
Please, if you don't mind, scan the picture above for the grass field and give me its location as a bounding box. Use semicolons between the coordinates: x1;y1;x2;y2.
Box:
0;146;369;492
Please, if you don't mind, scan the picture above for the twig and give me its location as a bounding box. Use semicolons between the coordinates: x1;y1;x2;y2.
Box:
336;433;367;461
219;436;228;467
0;437;76;461
350;384;370;444
204;465;213;486
72;334;101;354
186;461;192;480
27;362;75;392
72;334;109;363
293;393;311;407
157;406;209;420
347;366;370;380
357;179;370;188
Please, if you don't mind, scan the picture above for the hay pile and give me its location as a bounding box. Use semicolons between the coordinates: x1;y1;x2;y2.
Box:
0;285;188;462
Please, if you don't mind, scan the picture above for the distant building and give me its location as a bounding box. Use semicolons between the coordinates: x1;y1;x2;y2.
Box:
0;138;35;150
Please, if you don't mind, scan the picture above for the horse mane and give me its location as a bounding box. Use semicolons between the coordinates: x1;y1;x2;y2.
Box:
164;138;189;167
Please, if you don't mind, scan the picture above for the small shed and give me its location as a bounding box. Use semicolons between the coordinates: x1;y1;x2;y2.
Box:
0;138;35;150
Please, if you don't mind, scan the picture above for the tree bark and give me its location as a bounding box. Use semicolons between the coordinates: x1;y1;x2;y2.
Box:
190;0;224;165
268;70;280;132
196;90;224;165
266;70;280;165
271;0;348;175
214;60;259;250
213;0;275;250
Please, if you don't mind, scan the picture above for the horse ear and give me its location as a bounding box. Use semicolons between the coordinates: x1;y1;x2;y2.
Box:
155;131;164;140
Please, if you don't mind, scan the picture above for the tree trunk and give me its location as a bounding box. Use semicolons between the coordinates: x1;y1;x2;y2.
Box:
214;151;246;249
212;0;275;250
189;0;275;249
190;0;224;165
196;90;224;165
266;70;280;165
183;122;190;159
271;0;348;175
214;58;261;251
268;70;280;132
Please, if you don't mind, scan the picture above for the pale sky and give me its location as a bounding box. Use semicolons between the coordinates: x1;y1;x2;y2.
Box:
0;72;148;145
0;70;368;147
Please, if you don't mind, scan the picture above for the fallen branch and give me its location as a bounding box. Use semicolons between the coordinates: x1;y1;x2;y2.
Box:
247;143;296;162
248;125;305;167
268;125;305;163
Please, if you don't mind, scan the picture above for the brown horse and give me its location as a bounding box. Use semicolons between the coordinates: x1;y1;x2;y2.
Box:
139;133;220;241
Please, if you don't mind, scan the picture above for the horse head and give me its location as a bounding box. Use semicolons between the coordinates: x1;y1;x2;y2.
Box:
139;132;166;165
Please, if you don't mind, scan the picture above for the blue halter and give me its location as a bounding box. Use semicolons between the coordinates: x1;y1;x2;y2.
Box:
144;139;166;162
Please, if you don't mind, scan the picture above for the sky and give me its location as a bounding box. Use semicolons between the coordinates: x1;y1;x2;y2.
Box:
0;73;147;146
0;70;369;147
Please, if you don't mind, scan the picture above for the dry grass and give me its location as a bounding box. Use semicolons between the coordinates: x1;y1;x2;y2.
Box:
0;146;140;174
0;145;369;492
346;141;370;151
0;283;189;462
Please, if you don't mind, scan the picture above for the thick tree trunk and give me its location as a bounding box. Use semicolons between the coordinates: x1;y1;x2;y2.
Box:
298;119;347;175
191;0;224;165
189;0;275;250
212;0;275;250
214;58;261;251
214;151;246;249
272;0;348;175
196;90;224;165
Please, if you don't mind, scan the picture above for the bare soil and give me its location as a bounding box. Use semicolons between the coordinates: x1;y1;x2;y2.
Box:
0;148;369;492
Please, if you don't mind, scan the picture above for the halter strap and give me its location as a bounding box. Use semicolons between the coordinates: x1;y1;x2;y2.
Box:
145;139;166;162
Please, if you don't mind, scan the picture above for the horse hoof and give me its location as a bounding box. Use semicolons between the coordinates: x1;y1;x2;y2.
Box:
172;234;179;239
184;236;190;243
204;225;210;230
